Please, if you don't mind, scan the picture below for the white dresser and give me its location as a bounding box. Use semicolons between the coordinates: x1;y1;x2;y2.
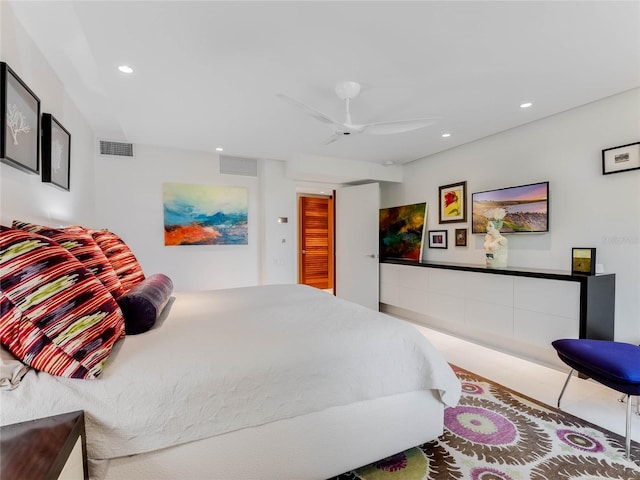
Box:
380;260;615;367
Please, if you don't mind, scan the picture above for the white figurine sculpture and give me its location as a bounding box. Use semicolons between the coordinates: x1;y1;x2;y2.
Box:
483;208;508;268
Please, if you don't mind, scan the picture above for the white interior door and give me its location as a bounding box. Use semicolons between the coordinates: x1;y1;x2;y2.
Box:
335;183;380;310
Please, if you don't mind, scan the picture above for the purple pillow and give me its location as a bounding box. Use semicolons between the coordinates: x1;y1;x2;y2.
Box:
117;274;173;335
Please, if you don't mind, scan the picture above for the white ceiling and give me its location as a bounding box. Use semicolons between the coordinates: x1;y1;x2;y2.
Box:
9;1;640;165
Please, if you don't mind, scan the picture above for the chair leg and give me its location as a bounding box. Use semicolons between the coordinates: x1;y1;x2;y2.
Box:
557;368;574;409
625;393;632;460
618;394;640;415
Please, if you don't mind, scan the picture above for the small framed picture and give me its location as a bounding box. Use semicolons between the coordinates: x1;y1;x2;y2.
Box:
602;142;640;175
428;230;448;249
439;181;467;224
455;228;467;247
1;62;41;174
42;113;71;191
572;248;596;275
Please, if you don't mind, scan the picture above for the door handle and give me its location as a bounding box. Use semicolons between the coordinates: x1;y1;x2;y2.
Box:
301;250;306;254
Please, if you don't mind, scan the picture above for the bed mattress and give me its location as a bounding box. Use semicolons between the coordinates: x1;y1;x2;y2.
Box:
1;284;460;463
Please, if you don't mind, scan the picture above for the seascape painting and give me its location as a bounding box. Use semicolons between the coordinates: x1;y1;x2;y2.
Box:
163;183;248;246
471;182;549;234
379;202;428;261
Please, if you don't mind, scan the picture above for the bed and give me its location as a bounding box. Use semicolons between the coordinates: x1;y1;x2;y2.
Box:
0;225;460;480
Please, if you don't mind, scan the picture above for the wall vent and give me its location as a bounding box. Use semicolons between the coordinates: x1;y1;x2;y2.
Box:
219;155;258;177
99;140;134;157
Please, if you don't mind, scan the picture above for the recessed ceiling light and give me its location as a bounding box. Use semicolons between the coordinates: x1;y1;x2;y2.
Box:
118;65;133;74
520;102;532;108
442;133;451;138
215;147;224;152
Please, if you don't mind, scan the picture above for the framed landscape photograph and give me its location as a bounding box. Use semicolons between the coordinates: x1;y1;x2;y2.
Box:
471;181;549;234
602;142;640;175
1;62;40;174
428;230;448;249
42;113;71;191
439;181;467;224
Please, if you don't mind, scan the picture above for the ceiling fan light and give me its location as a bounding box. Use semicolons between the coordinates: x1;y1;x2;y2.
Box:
442;133;451;138
335;81;361;100
118;65;133;74
520;102;533;108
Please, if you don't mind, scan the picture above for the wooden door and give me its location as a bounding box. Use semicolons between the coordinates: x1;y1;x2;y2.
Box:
298;196;334;290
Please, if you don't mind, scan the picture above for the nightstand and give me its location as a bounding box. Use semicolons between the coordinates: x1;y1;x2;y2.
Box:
1;410;88;480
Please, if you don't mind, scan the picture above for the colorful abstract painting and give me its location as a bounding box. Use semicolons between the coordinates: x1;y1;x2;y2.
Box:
379;202;428;260
163;183;248;246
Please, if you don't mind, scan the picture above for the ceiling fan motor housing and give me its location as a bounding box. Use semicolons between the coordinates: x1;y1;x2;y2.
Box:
335;81;361;100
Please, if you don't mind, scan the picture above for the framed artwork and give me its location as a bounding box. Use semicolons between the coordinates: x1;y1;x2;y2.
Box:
472;181;549;234
572;248;596;275
1;62;40;174
439;181;467;224
602;142;640;175
455;228;467;247
163;183;248;246
42;114;71;190
379;202;428;261
428;230;448;249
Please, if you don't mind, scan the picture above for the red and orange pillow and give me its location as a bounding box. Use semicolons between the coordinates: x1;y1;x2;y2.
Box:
12;221;126;299
88;229;146;293
0;226;125;379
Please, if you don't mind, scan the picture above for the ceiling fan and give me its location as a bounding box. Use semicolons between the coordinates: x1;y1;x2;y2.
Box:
277;81;439;145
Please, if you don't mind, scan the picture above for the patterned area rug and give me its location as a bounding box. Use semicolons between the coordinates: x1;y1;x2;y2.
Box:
330;365;640;480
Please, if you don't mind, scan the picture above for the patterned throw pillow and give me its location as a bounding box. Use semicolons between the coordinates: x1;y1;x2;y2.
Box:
0;226;125;379
89;230;145;293
12;221;125;299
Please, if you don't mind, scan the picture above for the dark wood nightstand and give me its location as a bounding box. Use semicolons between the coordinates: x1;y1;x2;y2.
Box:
1;410;88;480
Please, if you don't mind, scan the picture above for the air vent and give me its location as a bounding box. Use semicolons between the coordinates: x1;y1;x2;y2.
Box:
219;155;258;177
99;140;134;157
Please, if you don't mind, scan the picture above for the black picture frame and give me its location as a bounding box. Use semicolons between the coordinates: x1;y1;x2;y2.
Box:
428;230;448;249
572;248;596;275
438;181;467;224
1;62;40;174
42;113;71;191
471;181;549;234
602;142;640;175
455;228;467;247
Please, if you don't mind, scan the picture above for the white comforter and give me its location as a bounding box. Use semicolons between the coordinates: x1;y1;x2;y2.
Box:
0;284;460;460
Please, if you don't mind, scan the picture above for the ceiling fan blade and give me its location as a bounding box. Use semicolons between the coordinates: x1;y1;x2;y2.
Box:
322;132;342;145
361;117;439;135
276;94;338;125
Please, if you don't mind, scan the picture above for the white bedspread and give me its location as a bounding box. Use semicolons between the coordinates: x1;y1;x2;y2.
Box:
0;284;460;460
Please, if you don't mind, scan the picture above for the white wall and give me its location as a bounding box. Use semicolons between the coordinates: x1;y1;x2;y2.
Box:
93;145;265;291
1;2;96;227
260;159;297;285
382;88;640;343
